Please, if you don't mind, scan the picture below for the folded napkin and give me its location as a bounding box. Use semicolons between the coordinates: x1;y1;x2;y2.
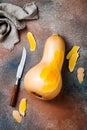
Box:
0;2;38;50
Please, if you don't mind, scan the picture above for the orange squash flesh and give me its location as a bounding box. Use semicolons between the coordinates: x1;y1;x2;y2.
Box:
40;50;63;92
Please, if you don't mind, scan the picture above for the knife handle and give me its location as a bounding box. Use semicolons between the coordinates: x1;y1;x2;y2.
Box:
10;84;19;107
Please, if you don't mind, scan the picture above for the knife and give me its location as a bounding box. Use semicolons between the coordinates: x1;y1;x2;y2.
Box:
10;47;26;107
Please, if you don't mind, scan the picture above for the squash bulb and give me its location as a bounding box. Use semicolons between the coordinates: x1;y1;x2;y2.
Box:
24;34;65;100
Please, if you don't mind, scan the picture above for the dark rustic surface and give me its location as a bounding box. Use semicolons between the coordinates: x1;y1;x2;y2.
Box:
0;0;87;130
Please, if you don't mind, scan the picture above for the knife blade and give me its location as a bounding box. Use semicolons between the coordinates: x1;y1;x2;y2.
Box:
10;47;26;107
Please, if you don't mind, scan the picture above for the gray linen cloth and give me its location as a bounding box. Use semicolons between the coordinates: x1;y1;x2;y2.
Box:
0;2;38;50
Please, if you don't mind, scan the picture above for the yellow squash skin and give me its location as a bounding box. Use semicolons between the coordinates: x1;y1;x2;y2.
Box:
24;34;65;100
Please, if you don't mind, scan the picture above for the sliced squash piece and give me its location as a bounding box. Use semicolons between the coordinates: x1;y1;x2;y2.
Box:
69;52;79;72
27;32;36;51
19;98;27;116
77;67;85;83
12;110;22;123
66;46;80;60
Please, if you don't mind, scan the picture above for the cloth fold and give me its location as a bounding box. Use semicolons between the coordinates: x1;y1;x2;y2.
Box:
0;2;38;50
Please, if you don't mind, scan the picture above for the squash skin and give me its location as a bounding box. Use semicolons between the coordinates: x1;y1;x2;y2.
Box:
24;34;65;100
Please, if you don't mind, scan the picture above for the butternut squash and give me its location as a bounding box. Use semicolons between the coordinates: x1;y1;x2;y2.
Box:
24;34;65;100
